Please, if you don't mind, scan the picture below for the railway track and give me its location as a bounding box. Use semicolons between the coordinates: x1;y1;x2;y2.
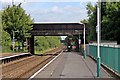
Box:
2;48;63;79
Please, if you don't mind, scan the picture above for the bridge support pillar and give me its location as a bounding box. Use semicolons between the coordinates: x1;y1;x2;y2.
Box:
30;35;34;54
74;35;79;52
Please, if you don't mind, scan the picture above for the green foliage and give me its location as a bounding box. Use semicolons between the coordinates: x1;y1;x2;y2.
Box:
86;2;97;41
34;36;61;53
0;11;2;46
86;2;120;43
1;3;33;52
2;30;11;46
35;36;49;51
80;19;88;24
2;3;33;43
1;30;12;53
101;2;120;43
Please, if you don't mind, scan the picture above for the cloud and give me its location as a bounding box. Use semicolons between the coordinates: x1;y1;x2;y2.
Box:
20;2;88;22
0;2;89;22
32;4;87;22
1;0;97;2
63;5;86;14
51;6;63;14
1;0;25;3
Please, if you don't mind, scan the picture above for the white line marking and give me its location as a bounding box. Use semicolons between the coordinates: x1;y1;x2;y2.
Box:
0;53;30;60
28;51;63;80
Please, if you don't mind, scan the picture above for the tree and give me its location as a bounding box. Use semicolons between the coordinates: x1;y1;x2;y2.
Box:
34;36;49;52
2;3;33;49
0;11;2;46
2;30;11;46
34;36;61;53
86;2;120;44
80;19;88;24
86;2;97;41
101;2;120;44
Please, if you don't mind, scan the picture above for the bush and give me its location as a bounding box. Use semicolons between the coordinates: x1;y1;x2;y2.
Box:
2;30;12;52
34;36;61;53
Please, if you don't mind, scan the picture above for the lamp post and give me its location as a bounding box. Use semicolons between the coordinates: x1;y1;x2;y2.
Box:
97;0;101;77
78;33;81;52
83;23;86;59
79;23;86;59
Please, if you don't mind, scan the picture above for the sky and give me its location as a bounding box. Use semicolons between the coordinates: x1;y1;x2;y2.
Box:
0;0;97;40
23;2;89;22
0;0;97;22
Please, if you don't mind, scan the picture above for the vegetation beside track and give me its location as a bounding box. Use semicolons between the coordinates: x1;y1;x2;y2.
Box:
0;4;61;54
34;36;61;54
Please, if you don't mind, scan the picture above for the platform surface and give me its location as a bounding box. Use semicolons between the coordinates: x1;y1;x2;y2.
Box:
34;52;114;79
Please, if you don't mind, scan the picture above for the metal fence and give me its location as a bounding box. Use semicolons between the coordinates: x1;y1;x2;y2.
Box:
89;44;120;74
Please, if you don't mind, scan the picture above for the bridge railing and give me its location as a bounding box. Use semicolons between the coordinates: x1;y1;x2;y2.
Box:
88;43;120;75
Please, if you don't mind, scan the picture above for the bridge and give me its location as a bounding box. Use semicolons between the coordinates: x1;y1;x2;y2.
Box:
2;23;120;79
30;23;87;36
28;23;88;54
26;22;120;79
1;1;120;79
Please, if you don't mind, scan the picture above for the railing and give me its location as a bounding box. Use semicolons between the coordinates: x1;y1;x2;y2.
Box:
89;43;120;75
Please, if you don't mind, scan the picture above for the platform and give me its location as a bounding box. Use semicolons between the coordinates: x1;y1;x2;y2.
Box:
33;52;114;79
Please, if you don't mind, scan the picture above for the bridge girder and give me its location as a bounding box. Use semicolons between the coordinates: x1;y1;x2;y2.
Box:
28;23;88;54
30;23;88;36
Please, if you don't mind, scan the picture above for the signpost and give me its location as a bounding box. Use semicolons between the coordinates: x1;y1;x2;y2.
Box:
12;31;15;52
79;35;81;52
12;30;19;52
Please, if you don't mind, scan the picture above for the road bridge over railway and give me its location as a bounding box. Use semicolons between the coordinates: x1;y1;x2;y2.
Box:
28;23;88;54
27;23;120;79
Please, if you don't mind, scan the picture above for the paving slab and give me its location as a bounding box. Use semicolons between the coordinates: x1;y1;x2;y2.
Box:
34;52;113;79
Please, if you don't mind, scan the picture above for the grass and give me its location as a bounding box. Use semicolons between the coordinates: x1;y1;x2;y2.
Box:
1;46;57;55
1;46;28;54
35;48;55;54
2;46;12;53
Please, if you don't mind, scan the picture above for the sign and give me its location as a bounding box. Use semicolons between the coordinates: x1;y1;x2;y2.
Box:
96;25;98;33
24;42;27;46
79;39;81;44
12;41;15;45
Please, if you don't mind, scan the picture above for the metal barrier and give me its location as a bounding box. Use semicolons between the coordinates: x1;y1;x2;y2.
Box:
89;44;120;74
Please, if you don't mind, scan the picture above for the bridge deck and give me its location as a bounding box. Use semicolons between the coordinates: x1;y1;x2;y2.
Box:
33;52;113;79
